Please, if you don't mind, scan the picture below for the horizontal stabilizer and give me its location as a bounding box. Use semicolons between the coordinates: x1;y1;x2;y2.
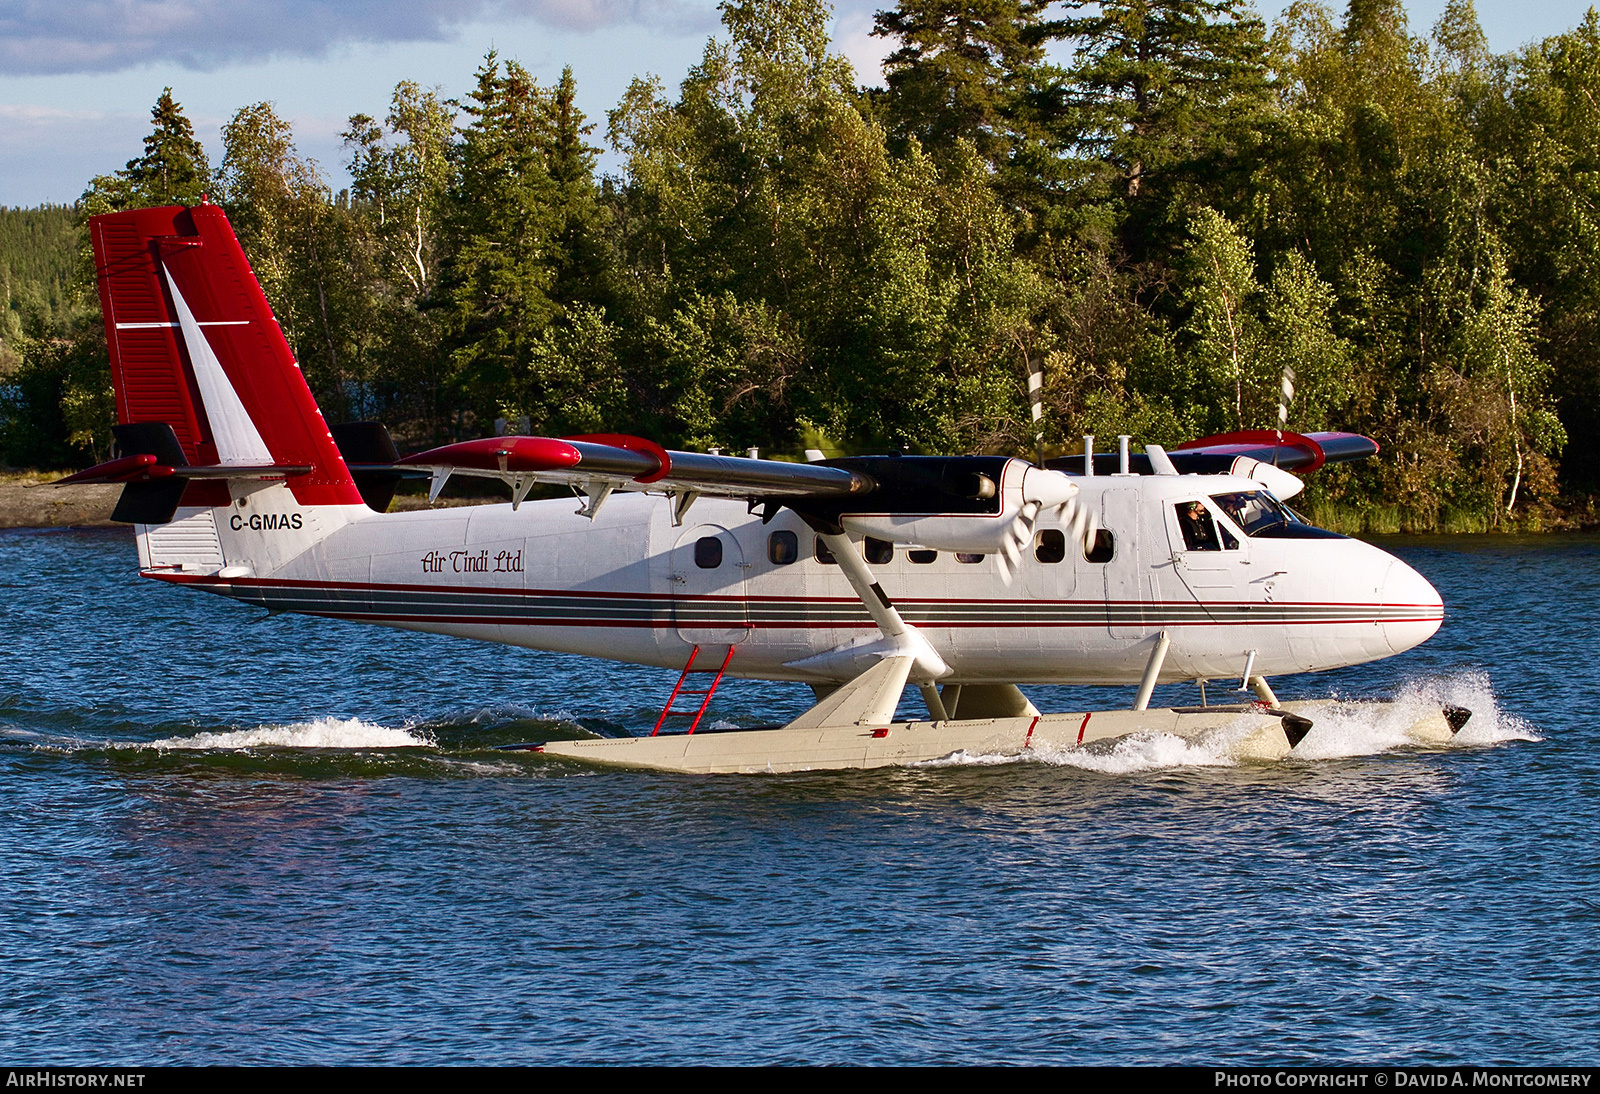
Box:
56;419;311;524
56;459;313;485
330;421;419;512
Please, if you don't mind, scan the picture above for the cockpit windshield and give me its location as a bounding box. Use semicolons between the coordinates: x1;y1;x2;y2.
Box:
1208;490;1305;537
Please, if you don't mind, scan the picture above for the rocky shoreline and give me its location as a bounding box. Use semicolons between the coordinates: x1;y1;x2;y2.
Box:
0;477;120;528
0;474;501;529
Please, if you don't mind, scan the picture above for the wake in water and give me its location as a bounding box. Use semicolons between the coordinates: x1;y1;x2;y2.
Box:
4;701;611;756
924;730;1241;773
7;671;1539;778
138;717;432;751
1288;670;1538;760
926;670;1540;775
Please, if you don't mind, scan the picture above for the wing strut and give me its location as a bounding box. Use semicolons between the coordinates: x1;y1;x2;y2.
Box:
792;531;950;687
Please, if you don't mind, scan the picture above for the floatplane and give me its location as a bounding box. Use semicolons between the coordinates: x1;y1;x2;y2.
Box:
60;202;1461;773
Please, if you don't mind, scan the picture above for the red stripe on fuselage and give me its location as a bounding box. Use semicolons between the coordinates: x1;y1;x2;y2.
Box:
143;571;1440;629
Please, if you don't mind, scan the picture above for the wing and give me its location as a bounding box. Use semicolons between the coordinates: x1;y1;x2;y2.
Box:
1043;430;1376;477
394;432;875;511
1167;430;1376;472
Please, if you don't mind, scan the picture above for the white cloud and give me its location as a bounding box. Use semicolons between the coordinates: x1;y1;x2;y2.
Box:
0;0;717;75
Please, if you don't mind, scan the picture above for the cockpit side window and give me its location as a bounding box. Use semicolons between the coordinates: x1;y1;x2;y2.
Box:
1176;501;1240;551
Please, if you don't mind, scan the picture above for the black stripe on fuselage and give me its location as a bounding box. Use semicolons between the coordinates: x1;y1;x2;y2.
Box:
150;574;1440;629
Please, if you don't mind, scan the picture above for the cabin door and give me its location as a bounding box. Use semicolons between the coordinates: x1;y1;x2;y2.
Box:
1101;487;1147;638
1163;497;1251;603
670;523;751;645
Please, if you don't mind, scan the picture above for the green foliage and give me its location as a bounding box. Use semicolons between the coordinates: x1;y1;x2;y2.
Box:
1182;206;1260;430
0;205;82;363
9;0;1598;528
1256;251;1350;432
345;82;455;300
871;0;1050;166
0;320;112;467
434;55;618;438
1178;208;1351;435
82;88;212;217
1448;252;1565;520
1047;0;1271;220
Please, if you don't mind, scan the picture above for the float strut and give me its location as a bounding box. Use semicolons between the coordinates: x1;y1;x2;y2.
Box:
1238;649;1257;692
1133;630;1171;711
1249;676;1279;706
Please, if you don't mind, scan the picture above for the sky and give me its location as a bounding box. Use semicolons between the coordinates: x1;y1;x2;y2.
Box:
0;0;1595;207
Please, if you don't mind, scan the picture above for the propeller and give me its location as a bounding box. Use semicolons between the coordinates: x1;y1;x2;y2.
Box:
1275;365;1296;466
996;467;1095;585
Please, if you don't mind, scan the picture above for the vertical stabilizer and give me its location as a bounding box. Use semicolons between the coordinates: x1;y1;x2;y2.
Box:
90;203;367;572
90;202;363;509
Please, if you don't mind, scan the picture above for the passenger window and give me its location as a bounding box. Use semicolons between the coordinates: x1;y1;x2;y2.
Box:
768;530;798;565
1034;528;1066;563
1084;530;1114;563
694;536;723;569
1176;501;1222;551
955;553;984;564
815;537;836;565
865;538;893;565
908;549;938;564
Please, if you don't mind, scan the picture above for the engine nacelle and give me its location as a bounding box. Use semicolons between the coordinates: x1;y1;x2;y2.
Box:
841;461;1078;554
1229;458;1305;500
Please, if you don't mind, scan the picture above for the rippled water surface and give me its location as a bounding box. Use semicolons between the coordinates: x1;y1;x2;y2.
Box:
2;528;1596;1065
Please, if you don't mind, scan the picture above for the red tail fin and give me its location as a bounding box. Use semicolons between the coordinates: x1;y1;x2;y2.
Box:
90;202;363;508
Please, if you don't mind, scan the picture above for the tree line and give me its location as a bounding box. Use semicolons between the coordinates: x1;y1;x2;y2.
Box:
0;0;1594;532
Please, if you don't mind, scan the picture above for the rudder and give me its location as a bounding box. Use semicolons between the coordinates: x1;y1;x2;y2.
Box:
90;202;367;574
91;201;363;510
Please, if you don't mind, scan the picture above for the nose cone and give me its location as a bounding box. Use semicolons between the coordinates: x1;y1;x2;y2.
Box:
1380;557;1444;654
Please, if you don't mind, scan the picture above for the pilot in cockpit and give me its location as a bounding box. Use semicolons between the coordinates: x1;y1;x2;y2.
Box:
1177;501;1222;551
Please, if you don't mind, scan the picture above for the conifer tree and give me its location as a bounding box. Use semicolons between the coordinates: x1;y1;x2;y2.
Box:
872;0;1049;165
1048;0;1270;204
547;66;612;314
442;55;618;435
125;89;212;207
81;89;211;214
441;54;562;422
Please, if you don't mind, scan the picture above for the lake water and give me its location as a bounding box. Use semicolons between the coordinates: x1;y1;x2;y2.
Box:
1;527;1594;1065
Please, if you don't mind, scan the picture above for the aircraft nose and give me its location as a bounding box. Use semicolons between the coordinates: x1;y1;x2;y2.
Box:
1379;556;1444;654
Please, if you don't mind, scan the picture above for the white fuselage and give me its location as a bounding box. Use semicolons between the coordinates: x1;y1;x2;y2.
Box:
141;470;1443;687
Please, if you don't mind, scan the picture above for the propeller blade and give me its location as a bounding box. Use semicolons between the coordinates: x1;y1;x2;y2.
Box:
996;500;1039;586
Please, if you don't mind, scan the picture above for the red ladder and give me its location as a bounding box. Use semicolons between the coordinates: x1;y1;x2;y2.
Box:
651;645;735;737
